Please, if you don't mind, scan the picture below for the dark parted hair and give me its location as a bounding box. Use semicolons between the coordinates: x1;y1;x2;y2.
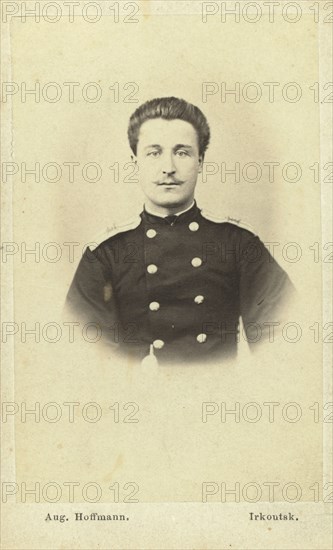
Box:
128;97;211;157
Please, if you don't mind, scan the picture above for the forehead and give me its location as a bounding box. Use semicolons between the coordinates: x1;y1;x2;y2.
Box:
137;118;198;148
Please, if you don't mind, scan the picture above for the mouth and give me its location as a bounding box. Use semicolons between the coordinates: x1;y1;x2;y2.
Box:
157;181;184;187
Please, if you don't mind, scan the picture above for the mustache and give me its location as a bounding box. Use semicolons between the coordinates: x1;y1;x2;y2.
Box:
154;179;184;185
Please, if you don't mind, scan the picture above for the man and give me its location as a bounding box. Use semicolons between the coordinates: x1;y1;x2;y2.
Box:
66;97;294;365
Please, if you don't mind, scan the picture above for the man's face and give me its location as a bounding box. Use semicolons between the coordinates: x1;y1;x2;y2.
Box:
134;118;203;212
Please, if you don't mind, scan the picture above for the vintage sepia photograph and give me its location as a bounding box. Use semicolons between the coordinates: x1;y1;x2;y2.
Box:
65;96;296;365
1;1;332;549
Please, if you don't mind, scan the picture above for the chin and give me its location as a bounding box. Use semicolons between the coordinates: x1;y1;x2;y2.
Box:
155;191;187;205
156;197;185;208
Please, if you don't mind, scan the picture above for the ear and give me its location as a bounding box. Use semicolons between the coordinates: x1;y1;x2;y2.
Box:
198;155;204;173
131;154;137;164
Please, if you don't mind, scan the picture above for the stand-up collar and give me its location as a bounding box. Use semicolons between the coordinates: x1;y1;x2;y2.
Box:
141;201;200;226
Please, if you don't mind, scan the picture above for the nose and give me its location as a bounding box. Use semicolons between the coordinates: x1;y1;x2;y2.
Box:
163;169;176;177
162;154;176;176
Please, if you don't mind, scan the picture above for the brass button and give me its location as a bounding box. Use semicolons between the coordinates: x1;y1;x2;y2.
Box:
189;222;199;232
191;257;202;268
147;264;158;274
196;333;207;343
153;339;164;350
146;229;157;238
149;301;160;311
194;295;204;304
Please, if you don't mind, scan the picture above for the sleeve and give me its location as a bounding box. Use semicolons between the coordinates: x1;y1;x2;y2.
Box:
238;231;296;348
64;246;120;347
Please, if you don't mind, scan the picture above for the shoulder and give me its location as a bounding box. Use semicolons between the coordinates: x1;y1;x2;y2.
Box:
200;209;257;236
88;215;142;251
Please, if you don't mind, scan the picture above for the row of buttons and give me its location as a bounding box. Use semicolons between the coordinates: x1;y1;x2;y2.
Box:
146;221;202;273
147;257;202;274
146;221;199;239
148;295;204;311
153;333;207;350
146;220;204;353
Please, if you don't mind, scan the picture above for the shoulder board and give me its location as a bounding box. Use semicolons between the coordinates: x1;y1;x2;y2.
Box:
201;210;256;235
88;215;142;251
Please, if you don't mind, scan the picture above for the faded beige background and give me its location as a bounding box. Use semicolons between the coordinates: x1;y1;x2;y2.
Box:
1;1;332;549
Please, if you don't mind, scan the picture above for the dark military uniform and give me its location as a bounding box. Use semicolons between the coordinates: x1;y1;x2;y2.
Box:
66;202;294;364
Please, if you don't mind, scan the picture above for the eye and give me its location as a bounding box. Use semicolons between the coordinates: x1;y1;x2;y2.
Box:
147;150;160;157
176;150;189;157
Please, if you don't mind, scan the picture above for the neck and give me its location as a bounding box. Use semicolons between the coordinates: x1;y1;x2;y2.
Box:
144;198;195;217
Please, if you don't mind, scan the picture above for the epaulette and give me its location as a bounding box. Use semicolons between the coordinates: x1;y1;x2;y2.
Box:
201;210;256;235
88;215;142;251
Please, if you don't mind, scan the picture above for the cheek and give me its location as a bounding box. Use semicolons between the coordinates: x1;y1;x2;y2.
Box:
182;163;199;181
139;161;159;176
138;163;159;191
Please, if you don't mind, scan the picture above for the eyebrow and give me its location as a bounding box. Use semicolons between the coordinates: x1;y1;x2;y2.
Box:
144;144;162;150
144;143;194;150
174;144;193;150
